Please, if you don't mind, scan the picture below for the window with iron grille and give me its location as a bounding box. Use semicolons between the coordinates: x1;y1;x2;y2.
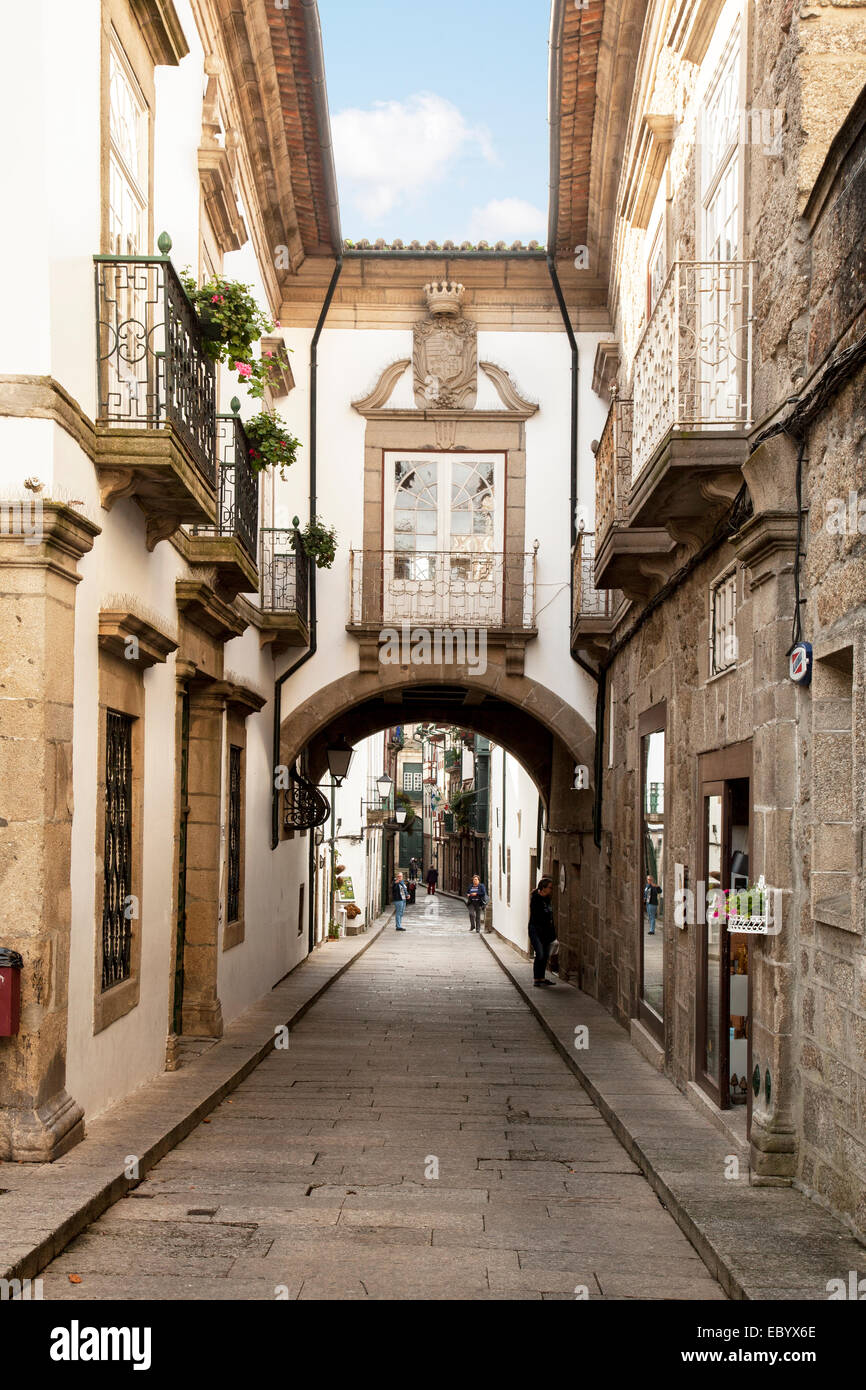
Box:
102;710;134;991
227;745;242;924
711;569;739;674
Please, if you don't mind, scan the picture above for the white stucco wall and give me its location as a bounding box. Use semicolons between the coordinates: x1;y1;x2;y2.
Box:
275;323;605;739
488;745;541;953
2;0;602;1126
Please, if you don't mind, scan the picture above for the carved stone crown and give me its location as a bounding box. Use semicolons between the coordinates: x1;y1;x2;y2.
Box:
424;280;465;316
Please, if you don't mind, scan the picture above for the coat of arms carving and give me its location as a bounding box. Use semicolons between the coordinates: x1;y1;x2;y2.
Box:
413;281;477;409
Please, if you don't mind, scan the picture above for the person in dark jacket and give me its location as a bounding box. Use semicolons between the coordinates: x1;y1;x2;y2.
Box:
425;865;439;896
528;876;556;986
466;874;488;932
392;871;409;931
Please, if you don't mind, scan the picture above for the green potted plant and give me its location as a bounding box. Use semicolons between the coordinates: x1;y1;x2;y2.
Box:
299;516;338;570
181;272;272;361
244;410;300;478
450;788;475;830
394;791;416;829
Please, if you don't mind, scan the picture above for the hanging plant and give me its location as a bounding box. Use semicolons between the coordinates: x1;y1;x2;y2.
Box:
299;516;338;570
450;788;475;829
244;411;300;479
181;272;273;366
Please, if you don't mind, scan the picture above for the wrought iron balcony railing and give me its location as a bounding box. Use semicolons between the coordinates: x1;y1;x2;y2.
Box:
260;527;309;622
572;533;621;621
595;394;633;549
631;260;754;483
94;248;216;486
189;413;259;559
349;549;537;630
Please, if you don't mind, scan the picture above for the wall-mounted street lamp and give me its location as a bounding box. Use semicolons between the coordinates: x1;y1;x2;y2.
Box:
326;735;355;786
361;771;394;822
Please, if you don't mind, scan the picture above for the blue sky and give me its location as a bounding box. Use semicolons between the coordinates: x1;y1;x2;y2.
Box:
319;0;551;244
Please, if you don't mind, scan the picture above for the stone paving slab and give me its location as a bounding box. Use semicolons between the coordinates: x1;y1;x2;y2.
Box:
0;913;390;1284
33;897;729;1301
483;928;866;1301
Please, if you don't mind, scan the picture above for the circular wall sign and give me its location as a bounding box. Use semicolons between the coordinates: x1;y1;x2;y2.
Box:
788;641;813;685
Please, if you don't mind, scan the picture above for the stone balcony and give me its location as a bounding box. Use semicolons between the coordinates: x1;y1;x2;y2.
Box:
92;239;217;550
186;410;259;600
629;260;754;521
571;532;628;659
595;262;754;594
257;526;310;656
593;394;675;592
347;547;538;675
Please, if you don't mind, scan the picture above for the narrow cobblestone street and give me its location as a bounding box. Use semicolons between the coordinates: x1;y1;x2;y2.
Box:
39;897;724;1301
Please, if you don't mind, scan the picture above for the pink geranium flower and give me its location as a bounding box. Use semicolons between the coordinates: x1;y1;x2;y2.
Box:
211;294;225;304
236;362;252;378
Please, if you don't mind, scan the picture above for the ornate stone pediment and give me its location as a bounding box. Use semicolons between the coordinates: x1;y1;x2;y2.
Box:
413;282;477;409
351;284;538;422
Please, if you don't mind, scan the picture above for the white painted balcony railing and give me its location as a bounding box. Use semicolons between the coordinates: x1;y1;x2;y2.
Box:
349;549;537;630
631;260;754;482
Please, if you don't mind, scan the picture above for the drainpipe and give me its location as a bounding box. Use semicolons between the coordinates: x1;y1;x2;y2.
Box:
547;254;603;848
270;254;342;850
546;0;604;849
270;1;343;851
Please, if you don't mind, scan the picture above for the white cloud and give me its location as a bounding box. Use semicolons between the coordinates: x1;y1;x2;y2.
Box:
332;92;496;222
467;197;547;244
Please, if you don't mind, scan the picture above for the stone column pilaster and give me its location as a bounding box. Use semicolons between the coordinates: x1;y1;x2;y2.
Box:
181;682;227;1038
736;436;802;1183
0;501;99;1160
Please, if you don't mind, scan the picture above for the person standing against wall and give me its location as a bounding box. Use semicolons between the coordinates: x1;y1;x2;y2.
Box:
644;874;660;935
528;876;557;987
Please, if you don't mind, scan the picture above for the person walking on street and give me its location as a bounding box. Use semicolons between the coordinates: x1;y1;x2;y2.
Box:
644;874;660;935
425;865;439;896
528;876;557;987
392;871;409;931
466;874;488;932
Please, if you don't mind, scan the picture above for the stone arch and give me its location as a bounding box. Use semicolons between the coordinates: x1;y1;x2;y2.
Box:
280;664;595;810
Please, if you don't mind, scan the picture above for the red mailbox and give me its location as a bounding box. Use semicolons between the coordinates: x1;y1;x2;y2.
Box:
0;949;23;1036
